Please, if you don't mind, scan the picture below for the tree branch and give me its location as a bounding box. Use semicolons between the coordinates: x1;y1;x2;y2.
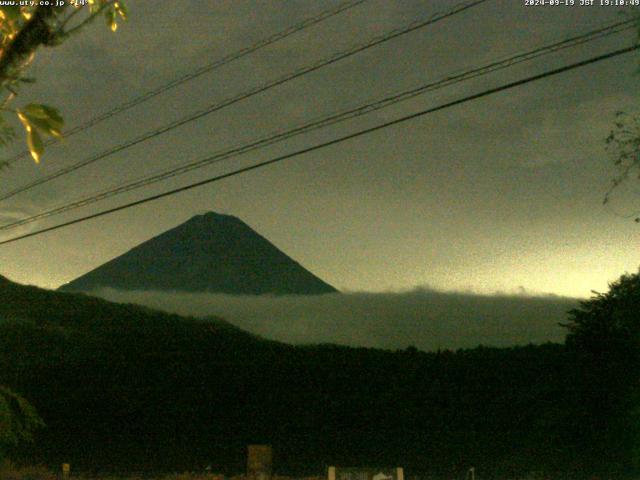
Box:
62;3;112;37
0;7;58;87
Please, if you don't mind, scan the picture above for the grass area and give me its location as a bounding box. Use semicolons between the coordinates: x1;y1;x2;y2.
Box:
1;465;323;480
0;465;227;480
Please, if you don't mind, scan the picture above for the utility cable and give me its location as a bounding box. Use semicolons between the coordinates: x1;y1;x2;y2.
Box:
2;0;369;166
0;43;636;246
0;18;634;232
0;0;488;201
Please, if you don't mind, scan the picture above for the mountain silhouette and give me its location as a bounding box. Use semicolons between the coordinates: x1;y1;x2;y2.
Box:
0;274;582;476
59;212;337;295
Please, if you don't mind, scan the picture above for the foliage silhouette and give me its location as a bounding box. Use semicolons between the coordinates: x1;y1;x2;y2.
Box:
0;386;44;462
0;273;638;478
563;270;640;472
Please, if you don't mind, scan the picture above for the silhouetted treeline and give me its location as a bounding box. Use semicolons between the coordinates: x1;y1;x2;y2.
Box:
0;275;636;479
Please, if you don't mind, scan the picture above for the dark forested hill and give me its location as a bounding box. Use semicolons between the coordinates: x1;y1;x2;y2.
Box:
58;212;337;295
0;275;626;478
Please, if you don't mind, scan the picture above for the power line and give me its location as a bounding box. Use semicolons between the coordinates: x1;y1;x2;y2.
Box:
0;0;488;202
2;0;369;166
0;19;634;232
0;43;637;247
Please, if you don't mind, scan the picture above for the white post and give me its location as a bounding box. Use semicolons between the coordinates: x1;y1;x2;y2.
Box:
328;466;336;480
396;467;404;480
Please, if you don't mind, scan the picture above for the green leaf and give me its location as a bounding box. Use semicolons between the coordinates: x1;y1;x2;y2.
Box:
88;0;102;14
114;1;128;20
26;128;44;163
22;103;53;120
40;105;63;126
19;104;64;138
0;386;44;450
0;6;22;24
27;117;63;138
105;8;117;32
16;109;31;131
17;110;45;163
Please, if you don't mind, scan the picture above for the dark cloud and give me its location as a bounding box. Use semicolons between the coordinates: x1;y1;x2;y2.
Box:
0;1;637;297
91;287;578;351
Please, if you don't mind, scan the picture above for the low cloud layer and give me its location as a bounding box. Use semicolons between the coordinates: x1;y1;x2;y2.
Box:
92;288;579;352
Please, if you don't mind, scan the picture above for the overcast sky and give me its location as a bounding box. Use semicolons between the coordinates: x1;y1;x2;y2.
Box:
0;0;638;297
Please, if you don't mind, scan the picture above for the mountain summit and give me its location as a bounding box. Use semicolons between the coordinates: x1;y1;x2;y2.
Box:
59;212;337;295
